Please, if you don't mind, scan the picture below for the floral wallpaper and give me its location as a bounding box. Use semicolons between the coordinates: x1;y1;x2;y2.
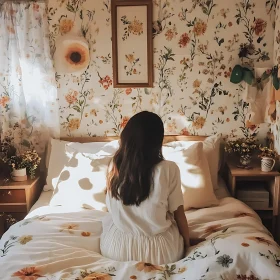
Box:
272;0;280;153
47;0;276;139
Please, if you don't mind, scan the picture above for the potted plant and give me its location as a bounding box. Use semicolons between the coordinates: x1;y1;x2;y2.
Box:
8;154;28;181
258;145;278;172
0;137;41;181
225;137;257;167
6;150;41;181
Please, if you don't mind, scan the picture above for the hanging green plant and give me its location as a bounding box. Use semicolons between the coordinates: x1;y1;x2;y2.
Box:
230;64;280;90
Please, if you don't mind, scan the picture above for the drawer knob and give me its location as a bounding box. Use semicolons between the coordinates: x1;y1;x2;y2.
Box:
2;191;11;196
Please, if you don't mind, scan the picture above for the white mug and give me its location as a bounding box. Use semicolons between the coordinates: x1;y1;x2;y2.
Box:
261;157;275;172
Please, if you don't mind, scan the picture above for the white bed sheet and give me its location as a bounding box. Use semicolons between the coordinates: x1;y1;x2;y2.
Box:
27;177;231;218
2;192;279;279
26;191;90;218
3;175;279;279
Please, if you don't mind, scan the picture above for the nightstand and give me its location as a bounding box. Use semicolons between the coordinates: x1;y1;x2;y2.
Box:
225;161;280;242
0;176;43;237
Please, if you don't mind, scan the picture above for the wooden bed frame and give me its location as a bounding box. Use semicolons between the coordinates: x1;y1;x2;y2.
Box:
60;135;208;143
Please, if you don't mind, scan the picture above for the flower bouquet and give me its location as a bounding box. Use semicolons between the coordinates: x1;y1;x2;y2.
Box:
225;137;257;168
258;146;278;159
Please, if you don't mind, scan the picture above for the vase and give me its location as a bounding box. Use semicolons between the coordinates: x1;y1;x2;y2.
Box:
11;168;27;182
239;155;251;167
261;157;275;172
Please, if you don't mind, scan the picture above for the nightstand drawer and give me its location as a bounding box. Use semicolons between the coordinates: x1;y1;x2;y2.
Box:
0;189;26;203
0;204;27;212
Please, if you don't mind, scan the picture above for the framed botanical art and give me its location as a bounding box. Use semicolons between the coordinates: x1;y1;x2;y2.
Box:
111;0;153;88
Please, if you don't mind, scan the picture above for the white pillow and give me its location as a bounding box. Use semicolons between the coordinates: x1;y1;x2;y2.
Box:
49;151;111;211
45;139;74;191
45;139;108;168
164;135;221;190
94;140;119;156
44;139;117;191
50;141;218;211
163;142;218;210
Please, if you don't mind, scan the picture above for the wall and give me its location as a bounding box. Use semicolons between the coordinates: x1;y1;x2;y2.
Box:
47;0;275;138
272;0;280;153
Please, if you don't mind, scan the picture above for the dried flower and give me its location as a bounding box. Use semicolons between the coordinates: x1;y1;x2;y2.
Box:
225;138;257;156
258;145;278;159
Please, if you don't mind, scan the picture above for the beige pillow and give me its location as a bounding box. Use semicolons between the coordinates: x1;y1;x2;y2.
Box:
163;142;218;210
202;135;221;190
49;151;111;211
164;135;221;190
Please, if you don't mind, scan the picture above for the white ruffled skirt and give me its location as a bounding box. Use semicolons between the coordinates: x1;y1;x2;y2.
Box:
100;216;184;265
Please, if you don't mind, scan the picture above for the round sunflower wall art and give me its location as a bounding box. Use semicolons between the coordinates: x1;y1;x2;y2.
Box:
54;35;90;74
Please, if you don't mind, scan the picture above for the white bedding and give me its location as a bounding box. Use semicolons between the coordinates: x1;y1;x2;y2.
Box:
28;177;231;219
1;195;279;279
26;190;91;218
5;139;277;279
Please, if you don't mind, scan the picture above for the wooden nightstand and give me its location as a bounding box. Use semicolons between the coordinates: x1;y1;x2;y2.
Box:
225;161;280;242
0;176;42;237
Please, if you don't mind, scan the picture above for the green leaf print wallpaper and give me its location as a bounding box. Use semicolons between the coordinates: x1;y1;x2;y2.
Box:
47;0;275;140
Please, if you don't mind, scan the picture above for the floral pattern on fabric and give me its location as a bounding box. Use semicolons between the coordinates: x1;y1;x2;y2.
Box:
0;2;59;152
0;235;33;257
12;266;43;280
0;198;279;280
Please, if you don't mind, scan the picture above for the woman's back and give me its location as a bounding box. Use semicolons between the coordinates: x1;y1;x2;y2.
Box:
100;111;188;265
106;160;183;236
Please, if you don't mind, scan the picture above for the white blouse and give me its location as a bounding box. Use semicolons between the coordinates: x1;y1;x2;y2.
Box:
105;160;184;236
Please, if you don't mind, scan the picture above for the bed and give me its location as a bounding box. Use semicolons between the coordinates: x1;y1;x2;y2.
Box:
0;136;279;280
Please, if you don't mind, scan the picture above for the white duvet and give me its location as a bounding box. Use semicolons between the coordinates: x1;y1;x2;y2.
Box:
0;197;279;280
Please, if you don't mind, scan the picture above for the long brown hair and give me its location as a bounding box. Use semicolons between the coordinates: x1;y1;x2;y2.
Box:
107;111;164;206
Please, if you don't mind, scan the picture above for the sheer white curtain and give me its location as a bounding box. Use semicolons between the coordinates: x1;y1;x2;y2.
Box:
0;1;59;153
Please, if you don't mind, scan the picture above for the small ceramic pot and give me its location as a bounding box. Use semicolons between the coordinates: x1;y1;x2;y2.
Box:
239;154;251;167
11;168;27;182
261;157;275;172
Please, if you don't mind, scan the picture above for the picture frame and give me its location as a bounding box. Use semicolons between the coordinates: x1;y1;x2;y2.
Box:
111;0;153;88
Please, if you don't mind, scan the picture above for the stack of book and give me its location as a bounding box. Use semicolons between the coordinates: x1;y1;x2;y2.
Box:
237;184;269;209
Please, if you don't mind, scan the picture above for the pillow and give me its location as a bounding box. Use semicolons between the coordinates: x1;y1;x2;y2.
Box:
163;142;218;210
45;139;109;168
49;151;111;211
45;139;74;191
44;139;118;191
94;140;119;156
164;135;221;190
202;135;221;190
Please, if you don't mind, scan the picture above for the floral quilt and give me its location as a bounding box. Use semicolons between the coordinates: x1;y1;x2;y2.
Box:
0;197;279;280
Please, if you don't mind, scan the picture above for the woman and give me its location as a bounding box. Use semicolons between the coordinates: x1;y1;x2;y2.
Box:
100;111;189;265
